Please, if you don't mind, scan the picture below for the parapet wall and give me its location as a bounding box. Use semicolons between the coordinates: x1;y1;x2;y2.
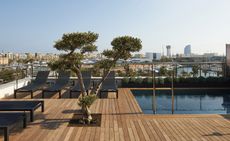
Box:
0;78;30;98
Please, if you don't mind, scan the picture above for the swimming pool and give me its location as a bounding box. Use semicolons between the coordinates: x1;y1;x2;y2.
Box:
132;89;230;114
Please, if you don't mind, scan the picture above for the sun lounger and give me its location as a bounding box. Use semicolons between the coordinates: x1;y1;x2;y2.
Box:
0;113;27;141
14;71;50;98
0;100;44;122
70;71;92;98
99;71;118;98
42;71;70;98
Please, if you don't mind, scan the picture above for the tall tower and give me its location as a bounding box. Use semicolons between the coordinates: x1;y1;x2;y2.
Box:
184;45;191;56
166;45;171;57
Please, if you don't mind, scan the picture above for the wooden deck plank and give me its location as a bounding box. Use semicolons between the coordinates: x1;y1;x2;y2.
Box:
1;88;229;141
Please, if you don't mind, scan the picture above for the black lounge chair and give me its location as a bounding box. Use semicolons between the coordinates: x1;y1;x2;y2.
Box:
99;71;118;98
0;113;27;141
0;100;44;122
70;71;92;98
42;71;70;98
14;71;50;99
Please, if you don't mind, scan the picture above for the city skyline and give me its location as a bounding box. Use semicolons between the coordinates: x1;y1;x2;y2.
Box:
0;0;230;55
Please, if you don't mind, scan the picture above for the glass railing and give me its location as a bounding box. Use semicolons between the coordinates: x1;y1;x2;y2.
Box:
0;61;227;86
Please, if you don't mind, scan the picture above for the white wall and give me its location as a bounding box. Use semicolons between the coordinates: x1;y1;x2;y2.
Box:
0;78;30;98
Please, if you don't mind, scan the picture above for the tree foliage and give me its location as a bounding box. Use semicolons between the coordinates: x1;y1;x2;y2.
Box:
103;36;142;60
95;36;142;73
159;66;167;76
48;53;84;71
54;32;98;52
78;94;97;108
52;31;98;72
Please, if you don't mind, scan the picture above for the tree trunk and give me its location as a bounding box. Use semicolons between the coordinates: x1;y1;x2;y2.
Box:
82;105;92;124
90;59;118;95
90;69;111;95
86;106;92;124
74;67;87;97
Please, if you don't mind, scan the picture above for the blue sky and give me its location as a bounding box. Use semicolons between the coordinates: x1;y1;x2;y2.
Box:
0;0;230;55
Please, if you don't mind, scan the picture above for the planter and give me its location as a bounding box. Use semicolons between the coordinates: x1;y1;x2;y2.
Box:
68;113;102;127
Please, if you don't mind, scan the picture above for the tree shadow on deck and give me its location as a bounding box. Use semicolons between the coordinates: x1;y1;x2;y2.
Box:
203;132;230;137
28;117;70;130
62;109;82;114
39;119;70;130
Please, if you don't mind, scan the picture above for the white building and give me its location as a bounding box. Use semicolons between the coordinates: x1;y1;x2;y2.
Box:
145;52;161;60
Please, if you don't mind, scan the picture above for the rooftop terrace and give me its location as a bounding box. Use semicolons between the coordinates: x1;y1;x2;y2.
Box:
1;88;230;141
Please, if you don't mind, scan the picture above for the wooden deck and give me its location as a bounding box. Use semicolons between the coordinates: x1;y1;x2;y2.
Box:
1;88;230;141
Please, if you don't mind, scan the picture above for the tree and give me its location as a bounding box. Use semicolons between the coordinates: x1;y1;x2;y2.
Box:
51;31;98;123
50;33;142;123
159;66;167;76
191;65;199;77
123;63;130;75
91;36;142;94
160;56;171;62
181;70;190;77
203;69;208;77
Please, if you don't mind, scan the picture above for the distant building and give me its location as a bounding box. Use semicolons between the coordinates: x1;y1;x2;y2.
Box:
226;44;230;66
166;45;171;57
145;52;153;59
226;44;230;76
25;53;34;60
0;54;8;65
203;53;218;57
133;53;144;58
6;52;14;60
184;45;191;56
145;52;161;60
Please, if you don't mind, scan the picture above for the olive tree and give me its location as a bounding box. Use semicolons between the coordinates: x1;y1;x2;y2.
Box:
50;33;142;123
50;32;98;123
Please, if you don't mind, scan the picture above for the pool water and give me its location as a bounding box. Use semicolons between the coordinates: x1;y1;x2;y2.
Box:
132;89;230;114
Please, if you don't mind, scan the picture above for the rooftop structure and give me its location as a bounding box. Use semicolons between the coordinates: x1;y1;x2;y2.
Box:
166;45;171;57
